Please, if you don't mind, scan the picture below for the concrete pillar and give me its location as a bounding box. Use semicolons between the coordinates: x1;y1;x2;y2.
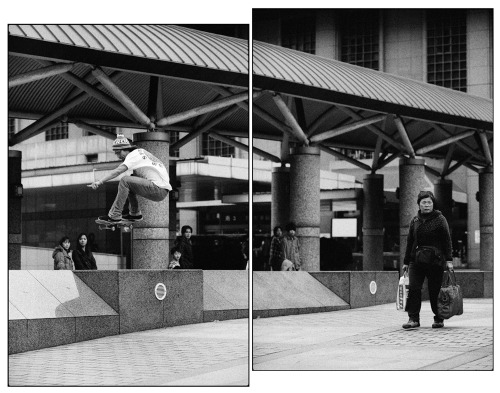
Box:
478;166;493;271
169;162;177;245
362;174;384;271
434;178;453;223
8;150;22;270
132;132;170;269
289;146;320;271
399;157;426;268
271;166;290;231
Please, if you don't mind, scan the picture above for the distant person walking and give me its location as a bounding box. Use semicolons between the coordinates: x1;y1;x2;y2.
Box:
402;190;454;330
53;236;74;270
72;233;98;270
269;226;284;271
175;225;194;269
89;134;171;224
282;222;301;271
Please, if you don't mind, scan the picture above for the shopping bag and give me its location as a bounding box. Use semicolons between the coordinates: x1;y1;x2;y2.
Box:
396;272;409;311
437;270;463;319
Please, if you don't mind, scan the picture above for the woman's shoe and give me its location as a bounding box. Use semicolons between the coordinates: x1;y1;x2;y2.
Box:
432;321;444;328
402;320;420;329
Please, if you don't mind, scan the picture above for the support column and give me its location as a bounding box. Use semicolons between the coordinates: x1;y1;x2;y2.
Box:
434;178;453;223
271;166;290;231
290;146;320;271
399;158;426;268
9;150;22;270
362;174;384;271
478;166;493;271
132;132;170;269
169;162;178;246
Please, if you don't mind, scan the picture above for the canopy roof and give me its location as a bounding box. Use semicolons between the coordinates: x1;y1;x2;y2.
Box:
252;40;493;170
9;25;249;145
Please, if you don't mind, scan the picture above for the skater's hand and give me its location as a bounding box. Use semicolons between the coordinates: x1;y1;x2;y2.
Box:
88;181;102;190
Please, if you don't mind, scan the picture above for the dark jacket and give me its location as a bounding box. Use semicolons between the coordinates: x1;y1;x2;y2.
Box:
404;209;452;266
176;236;194;269
72;248;98;270
52;245;74;270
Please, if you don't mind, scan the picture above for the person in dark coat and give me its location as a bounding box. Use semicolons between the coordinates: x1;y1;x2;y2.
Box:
402;190;454;330
53;236;74;270
72;233;98;270
269;226;284;271
175;225;194;269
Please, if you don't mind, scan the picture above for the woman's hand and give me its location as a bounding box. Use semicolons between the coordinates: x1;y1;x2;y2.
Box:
88;180;102;190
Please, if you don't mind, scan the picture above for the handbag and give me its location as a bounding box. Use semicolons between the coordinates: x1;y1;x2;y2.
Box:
396;271;409;311
412;218;443;266
437;270;464;319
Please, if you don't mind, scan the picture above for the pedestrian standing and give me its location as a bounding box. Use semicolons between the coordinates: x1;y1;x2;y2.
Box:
282;222;301;271
269;226;284;271
176;225;194;269
53;236;74;270
402;190;454;329
72;233;98;270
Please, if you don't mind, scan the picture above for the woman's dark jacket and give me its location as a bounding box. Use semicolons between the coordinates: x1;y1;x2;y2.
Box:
72;248;98;270
176;236;194;269
403;209;452;266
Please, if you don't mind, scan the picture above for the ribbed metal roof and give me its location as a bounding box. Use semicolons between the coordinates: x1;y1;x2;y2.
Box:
9;25;248;87
253;40;492;131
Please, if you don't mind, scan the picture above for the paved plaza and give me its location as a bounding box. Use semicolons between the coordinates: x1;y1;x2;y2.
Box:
9;318;248;386
253;298;493;371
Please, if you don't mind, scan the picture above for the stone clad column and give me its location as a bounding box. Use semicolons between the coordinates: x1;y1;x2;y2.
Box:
271;166;290;231
399;158;426;268
478;166;493;271
362;173;384;271
289;146;320;271
434;178;453;224
132;132;170;269
169;162;178;246
9;150;22;270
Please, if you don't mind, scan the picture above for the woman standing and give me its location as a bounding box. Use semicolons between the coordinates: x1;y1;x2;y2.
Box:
73;233;98;270
268;226;284;271
53;236;74;270
176;225;194;269
402;191;454;329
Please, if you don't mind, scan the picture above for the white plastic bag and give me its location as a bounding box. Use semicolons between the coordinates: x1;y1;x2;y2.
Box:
396;272;409;311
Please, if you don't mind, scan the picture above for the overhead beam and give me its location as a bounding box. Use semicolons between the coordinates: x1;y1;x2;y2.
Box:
170;105;240;151
378;152;403;169
319;145;372;171
477;131;493;165
416;130;476;155
272;93;309;145
432;123;485;161
157;91;254;127
371;136;384;171
92;67;153;128
253;146;281;163
210;85;250;112
310;114;386;143
441;144;456;176
424;164;441;178
393;115;416;158
147;76;160;121
207;132;249;152
70;120;118;140
253;105;295;137
306;106;337;137
444;156;471;177
9;63;76;88
336;106;407;151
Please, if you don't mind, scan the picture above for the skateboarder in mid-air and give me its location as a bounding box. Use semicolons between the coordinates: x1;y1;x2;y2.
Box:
89;134;171;224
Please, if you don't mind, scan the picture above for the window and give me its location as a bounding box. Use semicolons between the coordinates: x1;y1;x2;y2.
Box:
45;122;68;141
340;10;380;70
86;154;98;163
427;10;467;92
170;131;180;158
9;118;16;139
281;11;316;54
338;148;373;160
202;134;235;157
82;125;117;137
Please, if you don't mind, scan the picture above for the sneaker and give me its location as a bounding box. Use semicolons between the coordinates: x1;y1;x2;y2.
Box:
402;320;420;329
432;321;444;328
98;215;121;223
122;214;143;222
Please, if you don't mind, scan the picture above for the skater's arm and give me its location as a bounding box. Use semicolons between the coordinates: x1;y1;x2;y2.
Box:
89;165;128;189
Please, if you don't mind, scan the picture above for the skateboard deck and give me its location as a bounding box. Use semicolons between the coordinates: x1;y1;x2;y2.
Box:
96;219;134;231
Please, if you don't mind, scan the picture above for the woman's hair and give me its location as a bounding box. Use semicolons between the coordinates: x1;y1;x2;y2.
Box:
170;246;181;255
285;222;296;232
273;226;282;236
59;236;70;248
76;232;90;255
181;225;193;235
417;190;436;206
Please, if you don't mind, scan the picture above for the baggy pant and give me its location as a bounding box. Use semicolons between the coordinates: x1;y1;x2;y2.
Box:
108;175;169;220
406;261;444;323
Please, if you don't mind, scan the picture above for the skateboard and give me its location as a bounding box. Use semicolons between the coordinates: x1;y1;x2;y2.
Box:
96;219;134;232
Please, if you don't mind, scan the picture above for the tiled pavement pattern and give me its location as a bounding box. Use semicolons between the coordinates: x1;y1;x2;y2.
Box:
9;319;249;386
253;299;493;371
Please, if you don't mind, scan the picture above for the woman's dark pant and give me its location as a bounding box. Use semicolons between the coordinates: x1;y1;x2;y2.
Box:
406;262;444;323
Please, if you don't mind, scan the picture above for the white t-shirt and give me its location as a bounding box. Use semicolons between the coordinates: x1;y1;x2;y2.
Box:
123;149;172;190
